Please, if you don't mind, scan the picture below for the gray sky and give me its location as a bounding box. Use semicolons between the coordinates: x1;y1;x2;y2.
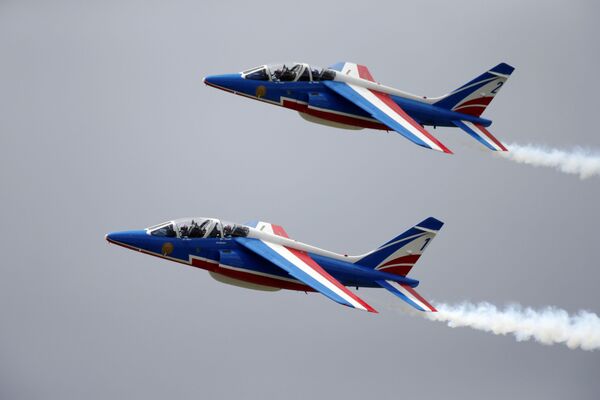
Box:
1;0;599;398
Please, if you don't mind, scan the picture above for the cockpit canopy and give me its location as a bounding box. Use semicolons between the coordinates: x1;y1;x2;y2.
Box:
146;218;249;239
241;63;336;82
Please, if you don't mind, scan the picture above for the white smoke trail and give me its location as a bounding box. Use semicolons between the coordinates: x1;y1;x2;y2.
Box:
424;302;600;351
498;143;600;179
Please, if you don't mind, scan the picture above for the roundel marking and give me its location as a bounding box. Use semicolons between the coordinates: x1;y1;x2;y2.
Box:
255;85;267;98
162;242;174;256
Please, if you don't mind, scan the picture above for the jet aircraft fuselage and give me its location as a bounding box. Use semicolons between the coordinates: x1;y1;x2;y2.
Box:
205;71;490;129
204;62;514;153
106;217;443;313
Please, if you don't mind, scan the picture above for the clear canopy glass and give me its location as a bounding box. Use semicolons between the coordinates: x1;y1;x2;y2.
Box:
147;218;249;239
241;63;335;82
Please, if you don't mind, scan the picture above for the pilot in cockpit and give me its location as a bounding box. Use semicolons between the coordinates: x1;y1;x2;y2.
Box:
206;223;221;238
187;220;204;237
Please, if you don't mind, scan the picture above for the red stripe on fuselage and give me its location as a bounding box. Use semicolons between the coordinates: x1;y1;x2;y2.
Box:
207;262;315;292
282;99;388;130
106;236;313;292
206;81;404;133
106;237;198;267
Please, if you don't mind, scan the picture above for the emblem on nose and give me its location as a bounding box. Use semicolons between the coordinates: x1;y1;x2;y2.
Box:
255;85;266;98
162;242;174;256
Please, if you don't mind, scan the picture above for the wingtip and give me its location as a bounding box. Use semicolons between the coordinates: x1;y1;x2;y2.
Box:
434;145;453;155
365;305;379;313
423;143;453;154
427;140;453;154
356;300;378;313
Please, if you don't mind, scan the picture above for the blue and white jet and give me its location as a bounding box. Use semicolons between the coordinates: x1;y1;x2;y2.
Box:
204;62;514;154
106;217;444;313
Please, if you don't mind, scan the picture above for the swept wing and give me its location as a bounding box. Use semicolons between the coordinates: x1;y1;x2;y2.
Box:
326;62;452;154
237;221;377;313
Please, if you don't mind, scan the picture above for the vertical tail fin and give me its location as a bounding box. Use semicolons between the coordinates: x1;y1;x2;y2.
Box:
355;217;443;276
434;63;514;117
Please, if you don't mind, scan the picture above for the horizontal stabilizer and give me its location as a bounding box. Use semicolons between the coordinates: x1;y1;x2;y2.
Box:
376;280;436;312
452;120;508;152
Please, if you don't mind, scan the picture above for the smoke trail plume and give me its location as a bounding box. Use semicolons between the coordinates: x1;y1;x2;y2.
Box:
498;143;600;179
424;302;600;351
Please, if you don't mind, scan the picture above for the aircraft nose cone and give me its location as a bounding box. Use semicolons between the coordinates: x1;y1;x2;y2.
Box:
105;231;122;243
203;74;241;91
105;230;147;249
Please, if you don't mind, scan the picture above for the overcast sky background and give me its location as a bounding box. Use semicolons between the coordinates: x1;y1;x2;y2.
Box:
1;1;599;398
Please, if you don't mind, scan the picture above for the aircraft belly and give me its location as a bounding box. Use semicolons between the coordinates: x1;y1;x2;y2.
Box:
298;112;364;130
208;271;282;291
294;91;386;130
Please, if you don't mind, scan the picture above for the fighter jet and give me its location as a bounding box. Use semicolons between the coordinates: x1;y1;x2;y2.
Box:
204;62;514;154
106;217;444;313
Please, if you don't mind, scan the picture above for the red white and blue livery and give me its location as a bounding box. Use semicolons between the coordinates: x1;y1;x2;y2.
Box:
204;62;514;153
106;217;444;313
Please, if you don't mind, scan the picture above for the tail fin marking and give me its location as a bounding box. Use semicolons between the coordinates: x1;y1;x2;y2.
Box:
434;63;514;117
356;217;443;276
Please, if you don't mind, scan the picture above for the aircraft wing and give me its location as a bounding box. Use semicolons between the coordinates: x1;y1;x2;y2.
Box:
325;62;452;154
236;222;377;313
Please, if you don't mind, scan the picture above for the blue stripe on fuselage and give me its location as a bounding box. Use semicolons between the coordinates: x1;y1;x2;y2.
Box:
125;232;419;289
218;77;491;128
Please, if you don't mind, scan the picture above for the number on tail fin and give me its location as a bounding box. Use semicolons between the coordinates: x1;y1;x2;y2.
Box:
491;81;504;94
